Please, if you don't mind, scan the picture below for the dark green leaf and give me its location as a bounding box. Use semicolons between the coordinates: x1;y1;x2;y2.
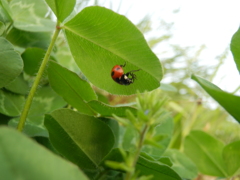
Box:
0;89;24;116
0;37;23;88
44;109;115;169
48;61;97;115
9;0;55;32
164;149;198;179
6;28;51;50
4;73;29;95
88;100;137;117
223;140;240;176
0;127;89;180
192;74;240;123
230;28;240;72
184;130;228;177
45;0;76;22
64;6;162;95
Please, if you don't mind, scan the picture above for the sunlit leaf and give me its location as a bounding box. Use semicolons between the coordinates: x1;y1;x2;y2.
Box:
0;37;23;88
184;130;228;177
230;27;240;72
0;127;89;180
48;61;97;115
9;0;55;32
64;6;162;95
45;0;76;22
192;74;240;123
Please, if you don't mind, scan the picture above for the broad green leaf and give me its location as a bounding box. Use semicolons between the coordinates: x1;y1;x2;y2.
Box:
48;61;97;115
223;140;240;176
192;74;240;123
164;149;198;179
102;148;181;180
4;73;29;95
0;127;89;180
0;21;5;35
230;28;240;72
22;48;46;76
9;0;55;32
64;6;162;95
184;130;228;177
0;37;23;88
6;28;51;50
0;0;12;24
45;0;75;22
44;109;115;170
88;100;137;117
0;89;24;116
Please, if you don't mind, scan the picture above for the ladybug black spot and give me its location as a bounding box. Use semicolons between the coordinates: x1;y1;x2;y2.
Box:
111;71;115;76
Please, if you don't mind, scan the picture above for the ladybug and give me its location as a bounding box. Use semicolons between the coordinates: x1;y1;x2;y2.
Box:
111;62;141;85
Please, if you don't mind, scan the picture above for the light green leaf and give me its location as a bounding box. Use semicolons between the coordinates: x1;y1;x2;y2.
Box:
0;37;23;88
48;61;97;115
192;74;240;123
164;149;198;179
64;6;162;95
184;130;228;177
0;89;24;116
4;73;29;95
0;0;12;24
0;21;5;35
9;0;55;32
45;0;76;22
6;28;51;49
44;109;115;169
159;83;177;92
88;100;137;117
230;28;240;72
0;127;89;180
223;140;240;176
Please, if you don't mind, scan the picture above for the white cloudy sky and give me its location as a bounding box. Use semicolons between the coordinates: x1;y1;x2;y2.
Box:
87;0;240;94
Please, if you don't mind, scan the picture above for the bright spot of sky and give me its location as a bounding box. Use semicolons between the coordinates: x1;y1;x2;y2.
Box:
89;0;240;95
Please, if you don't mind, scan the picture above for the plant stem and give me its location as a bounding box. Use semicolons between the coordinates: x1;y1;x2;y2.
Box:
125;124;149;180
17;22;61;132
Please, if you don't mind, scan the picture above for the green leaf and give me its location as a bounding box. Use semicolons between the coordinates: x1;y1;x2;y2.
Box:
137;156;182;180
22;48;47;76
102;148;181;180
64;6;162;95
0;37;23;88
0;21;5;35
48;61;97;115
0;0;12;24
184;130;228;177
4;73;29;95
164;149;198;179
9;0;55;32
45;0;75;22
230;28;240;72
6;28;51;50
0;127;89;180
0;89;24;116
88;100;137;117
159;83;177;92
192;74;240;123
223;140;240;176
44;109;115;170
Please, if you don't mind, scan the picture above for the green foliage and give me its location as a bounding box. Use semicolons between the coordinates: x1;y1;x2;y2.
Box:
192;74;240;123
64;6;162;95
0;127;89;180
231;28;240;72
0;0;239;180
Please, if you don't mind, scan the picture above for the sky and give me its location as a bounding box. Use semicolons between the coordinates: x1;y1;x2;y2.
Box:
88;0;240;95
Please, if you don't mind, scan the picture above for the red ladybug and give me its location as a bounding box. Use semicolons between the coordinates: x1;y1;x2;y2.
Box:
111;63;140;85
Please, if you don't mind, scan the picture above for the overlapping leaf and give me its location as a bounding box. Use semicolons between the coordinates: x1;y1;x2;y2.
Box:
192;74;240;123
0;127;89;180
230;27;240;72
64;6;162;95
0;37;23;88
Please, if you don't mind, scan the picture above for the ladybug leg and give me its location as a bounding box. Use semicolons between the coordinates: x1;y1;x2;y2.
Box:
120;62;126;67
